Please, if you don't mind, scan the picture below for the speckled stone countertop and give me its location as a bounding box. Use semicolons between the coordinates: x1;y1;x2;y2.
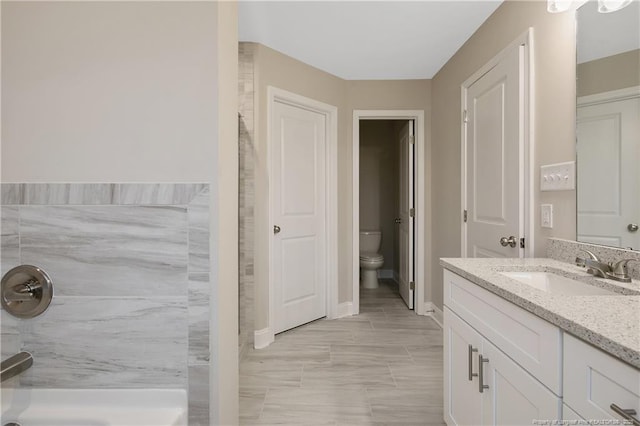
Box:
440;257;640;369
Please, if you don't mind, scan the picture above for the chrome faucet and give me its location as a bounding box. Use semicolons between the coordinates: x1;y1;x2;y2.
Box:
575;249;611;278
1;351;33;383
575;249;636;283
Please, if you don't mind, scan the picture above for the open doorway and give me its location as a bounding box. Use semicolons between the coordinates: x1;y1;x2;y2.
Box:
352;110;426;316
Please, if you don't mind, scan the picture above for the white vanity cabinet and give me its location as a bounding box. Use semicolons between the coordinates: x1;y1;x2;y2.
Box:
563;334;640;424
443;270;562;425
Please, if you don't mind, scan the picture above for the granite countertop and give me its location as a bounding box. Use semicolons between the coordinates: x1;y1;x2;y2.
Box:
440;257;640;369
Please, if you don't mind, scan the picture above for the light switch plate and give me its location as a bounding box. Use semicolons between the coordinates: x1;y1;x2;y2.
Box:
540;161;575;191
541;204;553;228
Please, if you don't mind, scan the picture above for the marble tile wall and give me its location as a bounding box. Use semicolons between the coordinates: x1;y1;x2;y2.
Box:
239;42;256;358
547;237;640;280
0;183;211;425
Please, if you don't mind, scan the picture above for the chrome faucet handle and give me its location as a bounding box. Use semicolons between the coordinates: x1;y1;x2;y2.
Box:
605;259;637;283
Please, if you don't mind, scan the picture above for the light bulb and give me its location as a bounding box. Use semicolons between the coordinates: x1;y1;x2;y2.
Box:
547;0;590;13
598;0;633;12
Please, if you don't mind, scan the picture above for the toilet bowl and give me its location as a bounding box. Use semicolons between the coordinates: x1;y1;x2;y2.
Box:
359;231;384;289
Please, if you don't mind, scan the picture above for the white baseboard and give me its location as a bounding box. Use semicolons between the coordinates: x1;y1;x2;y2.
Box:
336;302;354;318
377;269;394;279
253;327;274;349
423;302;444;328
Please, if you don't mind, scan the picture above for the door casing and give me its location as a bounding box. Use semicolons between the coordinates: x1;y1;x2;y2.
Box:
352;110;426;316
461;29;533;258
262;86;339;348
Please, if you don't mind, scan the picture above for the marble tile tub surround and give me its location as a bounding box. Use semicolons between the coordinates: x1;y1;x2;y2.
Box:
0;183;210;424
440;257;640;369
547;237;640;280
239;42;256;357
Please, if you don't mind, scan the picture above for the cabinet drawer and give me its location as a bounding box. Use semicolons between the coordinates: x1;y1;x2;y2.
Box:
564;334;640;423
444;270;562;395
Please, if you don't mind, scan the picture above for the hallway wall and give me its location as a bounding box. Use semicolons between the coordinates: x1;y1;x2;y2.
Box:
251;43;348;332
347;80;432;310
249;44;431;332
431;0;577;310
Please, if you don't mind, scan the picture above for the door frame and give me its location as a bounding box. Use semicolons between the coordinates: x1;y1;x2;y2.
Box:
577;85;640;107
352;110;426;315
265;86;339;345
460;29;533;258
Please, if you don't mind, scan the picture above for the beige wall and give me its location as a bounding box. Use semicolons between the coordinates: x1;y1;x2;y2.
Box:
1;2;239;423
359;120;400;272
431;0;577;309
1;2;218;183
577;49;640;97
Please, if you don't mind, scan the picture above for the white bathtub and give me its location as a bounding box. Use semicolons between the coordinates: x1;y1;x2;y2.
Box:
0;388;187;426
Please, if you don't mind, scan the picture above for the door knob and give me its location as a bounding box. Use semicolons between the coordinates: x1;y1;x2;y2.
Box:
499;236;517;248
628;223;639;232
273;225;281;234
394;218;402;224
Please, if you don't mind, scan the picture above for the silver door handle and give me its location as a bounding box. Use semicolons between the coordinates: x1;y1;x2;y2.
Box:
478;354;489;393
610;404;640;426
628;223;639;232
273;225;281;234
499;236;517;247
394;218;402;224
468;344;478;381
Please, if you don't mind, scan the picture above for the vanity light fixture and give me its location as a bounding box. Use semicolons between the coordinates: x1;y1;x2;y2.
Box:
547;0;588;13
547;0;633;13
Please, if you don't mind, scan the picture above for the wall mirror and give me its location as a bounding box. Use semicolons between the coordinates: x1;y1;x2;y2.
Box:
576;0;640;250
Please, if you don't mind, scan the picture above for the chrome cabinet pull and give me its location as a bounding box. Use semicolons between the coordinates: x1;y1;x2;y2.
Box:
273;225;281;234
610;404;640;426
628;223;639;232
499;236;517;247
468;344;478;381
478;354;489;393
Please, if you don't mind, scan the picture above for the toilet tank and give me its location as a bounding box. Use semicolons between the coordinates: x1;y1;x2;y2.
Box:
359;231;381;253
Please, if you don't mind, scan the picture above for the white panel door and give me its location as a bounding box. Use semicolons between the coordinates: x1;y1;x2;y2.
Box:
398;121;415;309
272;101;326;334
577;95;640;250
465;45;523;258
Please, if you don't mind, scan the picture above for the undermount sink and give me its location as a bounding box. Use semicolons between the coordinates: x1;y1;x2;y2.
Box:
501;271;618;296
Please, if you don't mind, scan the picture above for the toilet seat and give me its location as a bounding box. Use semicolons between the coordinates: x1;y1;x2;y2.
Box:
359;251;384;262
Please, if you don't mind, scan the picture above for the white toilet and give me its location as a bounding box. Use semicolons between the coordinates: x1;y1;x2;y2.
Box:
359;230;384;289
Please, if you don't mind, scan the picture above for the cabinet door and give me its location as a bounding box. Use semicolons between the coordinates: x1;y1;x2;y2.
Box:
564;334;640;423
481;339;561;425
562;404;584;421
444;307;483;425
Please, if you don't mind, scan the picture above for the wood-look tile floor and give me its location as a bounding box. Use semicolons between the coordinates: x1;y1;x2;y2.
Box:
239;279;445;426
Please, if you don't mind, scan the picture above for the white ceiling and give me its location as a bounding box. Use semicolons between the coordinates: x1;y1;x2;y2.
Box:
238;1;504;80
